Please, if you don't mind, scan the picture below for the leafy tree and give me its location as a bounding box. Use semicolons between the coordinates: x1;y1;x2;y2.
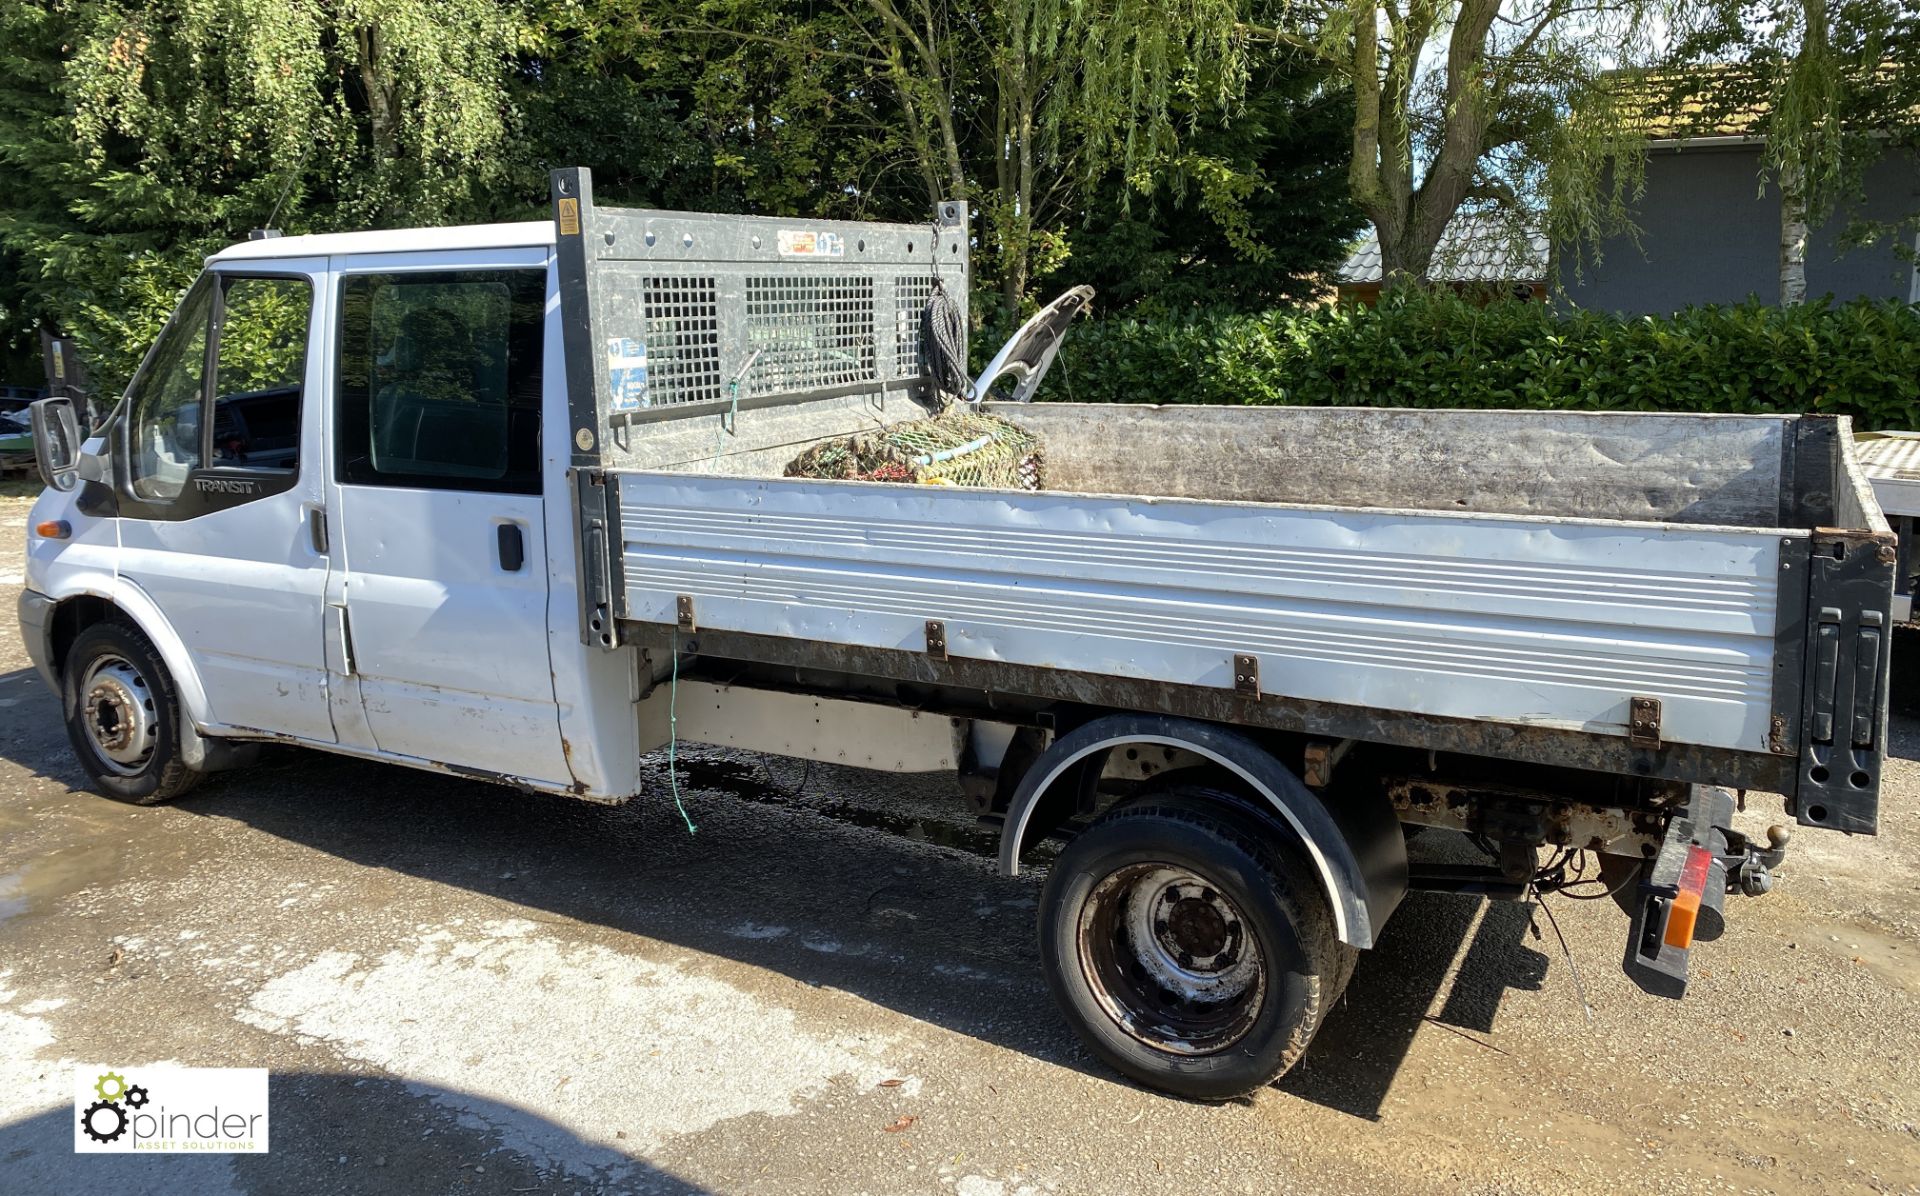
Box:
475;0;911;226
1041;57;1361;314
495;4;755;217
1;0;1363;387
0;0;525;391
0;1;90;383
661;0;1287;319
1257;0;1665;284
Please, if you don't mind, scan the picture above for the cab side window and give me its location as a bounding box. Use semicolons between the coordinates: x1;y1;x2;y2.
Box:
127;277;214;501
336;270;545;494
210;276;311;472
125;271;314;503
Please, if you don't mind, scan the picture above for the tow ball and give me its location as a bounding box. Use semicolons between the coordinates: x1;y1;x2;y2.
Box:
1724;823;1792;899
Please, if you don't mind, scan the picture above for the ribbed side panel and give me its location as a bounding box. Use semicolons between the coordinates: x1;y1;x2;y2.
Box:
617;476;1786;753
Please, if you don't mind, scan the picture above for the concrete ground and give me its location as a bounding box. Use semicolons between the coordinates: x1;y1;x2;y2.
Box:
2;485;1917;1196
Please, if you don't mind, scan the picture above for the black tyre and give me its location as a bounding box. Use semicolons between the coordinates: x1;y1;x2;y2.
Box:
1038;788;1351;1100
62;621;201;805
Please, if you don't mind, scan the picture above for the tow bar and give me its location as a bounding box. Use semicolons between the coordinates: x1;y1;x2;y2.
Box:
1623;786;1791;998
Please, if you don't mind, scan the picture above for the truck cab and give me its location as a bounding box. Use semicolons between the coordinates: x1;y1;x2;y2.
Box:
20;222;637;799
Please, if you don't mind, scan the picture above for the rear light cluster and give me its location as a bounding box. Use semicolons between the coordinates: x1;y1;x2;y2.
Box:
1663;845;1714;950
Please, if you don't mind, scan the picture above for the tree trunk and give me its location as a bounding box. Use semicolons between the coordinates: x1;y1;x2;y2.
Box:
1375;218;1445;284
993;0;1033;322
866;0;967;205
1779;162;1809;306
355;25;398;162
1348;0;1498;290
1777;0;1826;307
1007;76;1035;320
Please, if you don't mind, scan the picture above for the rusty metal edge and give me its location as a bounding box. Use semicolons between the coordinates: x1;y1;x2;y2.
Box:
621;622;1795;793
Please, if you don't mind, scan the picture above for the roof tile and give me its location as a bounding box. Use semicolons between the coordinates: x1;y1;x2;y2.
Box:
1338;215;1547;284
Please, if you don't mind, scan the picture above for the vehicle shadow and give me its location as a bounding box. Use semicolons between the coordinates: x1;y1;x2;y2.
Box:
0;1070;710;1194
0;664;1557;1122
1283;893;1546;1119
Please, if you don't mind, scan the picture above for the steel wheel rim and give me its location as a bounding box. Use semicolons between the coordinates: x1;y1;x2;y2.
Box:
80;654;157;775
1076;862;1266;1056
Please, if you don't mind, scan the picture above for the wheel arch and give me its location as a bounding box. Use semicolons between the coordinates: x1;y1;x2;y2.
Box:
997;714;1406;949
43;581;215;733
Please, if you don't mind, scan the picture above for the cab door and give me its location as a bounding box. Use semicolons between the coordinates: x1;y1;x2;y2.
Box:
111;262;337;743
322;250;568;785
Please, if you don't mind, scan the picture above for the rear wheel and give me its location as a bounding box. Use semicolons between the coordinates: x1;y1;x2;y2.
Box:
62;621;201;805
1038;788;1351;1100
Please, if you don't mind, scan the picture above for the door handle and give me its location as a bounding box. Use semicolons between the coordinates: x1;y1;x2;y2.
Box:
497;522;525;572
307;505;328;554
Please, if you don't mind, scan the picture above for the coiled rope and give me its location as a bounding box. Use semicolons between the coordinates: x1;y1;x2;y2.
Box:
922;280;971;406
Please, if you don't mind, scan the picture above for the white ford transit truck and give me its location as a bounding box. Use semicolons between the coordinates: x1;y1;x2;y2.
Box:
17;168;1894;1098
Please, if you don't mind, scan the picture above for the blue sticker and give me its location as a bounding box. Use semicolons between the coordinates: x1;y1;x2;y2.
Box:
607;337;649;412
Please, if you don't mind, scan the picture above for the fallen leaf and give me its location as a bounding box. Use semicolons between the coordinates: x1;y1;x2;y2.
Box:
106;948;123;969
883;1115;918;1133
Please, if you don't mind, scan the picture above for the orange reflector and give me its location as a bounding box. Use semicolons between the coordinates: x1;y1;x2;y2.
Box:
1664;890;1701;949
1663;845;1714;950
34;520;71;540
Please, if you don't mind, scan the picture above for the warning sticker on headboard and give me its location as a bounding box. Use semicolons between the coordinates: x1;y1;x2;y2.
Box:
776;229;845;258
606;337;649;412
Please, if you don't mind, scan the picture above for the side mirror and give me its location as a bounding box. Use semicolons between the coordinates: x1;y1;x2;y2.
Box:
28;396;82;492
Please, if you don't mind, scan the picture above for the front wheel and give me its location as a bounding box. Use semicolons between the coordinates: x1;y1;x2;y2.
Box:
1038;789;1350;1100
62;621;202;805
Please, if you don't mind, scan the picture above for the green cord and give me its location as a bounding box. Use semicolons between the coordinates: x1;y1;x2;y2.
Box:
666;628;697;835
709;377;744;467
709;349;759;468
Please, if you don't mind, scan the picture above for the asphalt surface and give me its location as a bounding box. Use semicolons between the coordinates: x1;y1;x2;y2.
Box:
2;486;1918;1195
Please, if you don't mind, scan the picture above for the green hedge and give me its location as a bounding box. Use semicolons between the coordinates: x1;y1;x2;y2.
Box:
1042;291;1920;429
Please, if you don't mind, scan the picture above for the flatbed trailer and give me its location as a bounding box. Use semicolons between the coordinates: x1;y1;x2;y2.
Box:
15;168;1896;1099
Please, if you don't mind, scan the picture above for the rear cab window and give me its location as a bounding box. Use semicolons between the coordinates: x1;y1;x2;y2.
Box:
335;270;546;494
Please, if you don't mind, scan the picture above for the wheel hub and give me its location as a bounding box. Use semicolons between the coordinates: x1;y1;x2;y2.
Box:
1126;870;1257;1003
1078;863;1266;1056
81;657;156;773
1166;896;1230;958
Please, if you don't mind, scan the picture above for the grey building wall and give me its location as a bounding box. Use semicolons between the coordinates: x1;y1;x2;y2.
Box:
1558;142;1918;313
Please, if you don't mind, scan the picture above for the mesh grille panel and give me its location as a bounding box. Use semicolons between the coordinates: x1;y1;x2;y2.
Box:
893;276;935;379
744;276;876;396
642;276;723;406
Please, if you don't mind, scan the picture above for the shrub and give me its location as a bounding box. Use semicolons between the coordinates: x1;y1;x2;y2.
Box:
1042;290;1920;429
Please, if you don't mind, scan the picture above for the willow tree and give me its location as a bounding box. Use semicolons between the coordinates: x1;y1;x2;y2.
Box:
0;0;523;388
661;0;1262;318
1255;0;1665;284
995;0;1254;313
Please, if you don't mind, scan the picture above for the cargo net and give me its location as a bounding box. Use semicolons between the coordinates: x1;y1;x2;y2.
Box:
784;408;1044;489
